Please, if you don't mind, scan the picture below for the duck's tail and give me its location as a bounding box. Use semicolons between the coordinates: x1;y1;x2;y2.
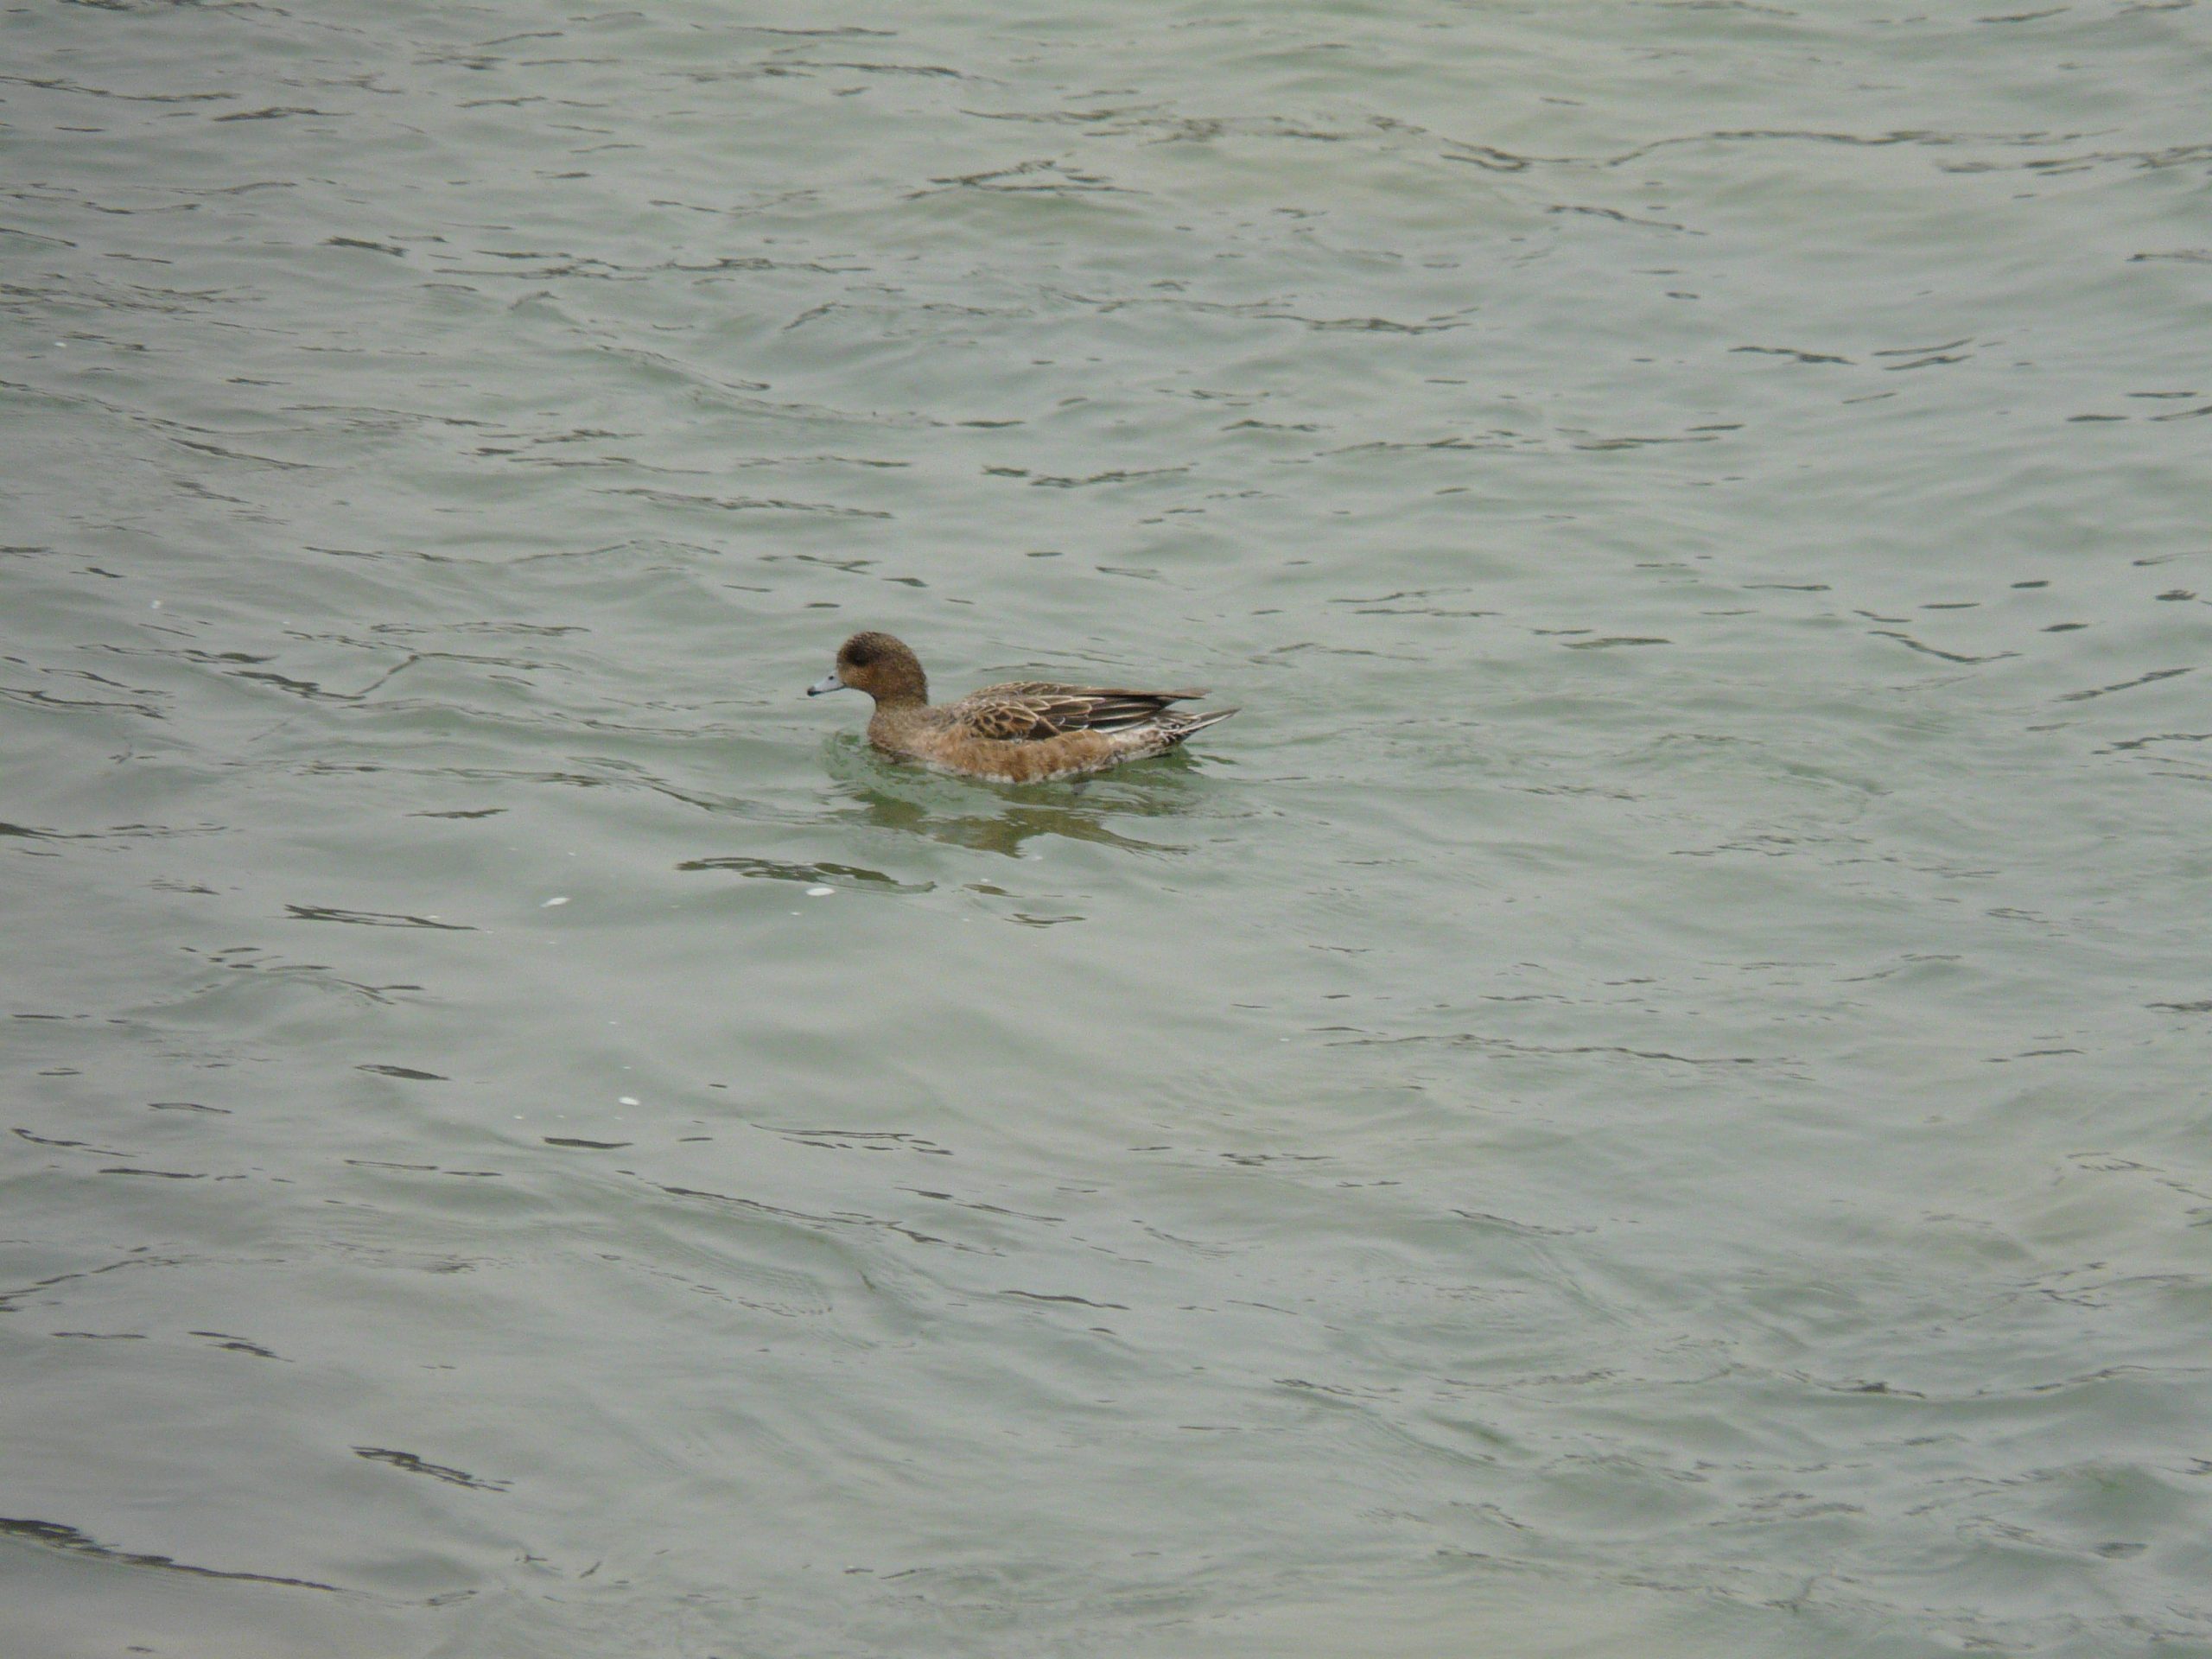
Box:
1159;707;1238;745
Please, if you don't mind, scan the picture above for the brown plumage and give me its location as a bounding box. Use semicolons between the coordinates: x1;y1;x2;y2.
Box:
807;632;1237;782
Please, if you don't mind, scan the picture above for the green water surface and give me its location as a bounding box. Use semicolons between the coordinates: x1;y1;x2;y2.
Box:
4;3;2210;1654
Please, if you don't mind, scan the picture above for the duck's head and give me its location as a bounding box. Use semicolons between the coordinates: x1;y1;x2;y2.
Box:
808;631;928;708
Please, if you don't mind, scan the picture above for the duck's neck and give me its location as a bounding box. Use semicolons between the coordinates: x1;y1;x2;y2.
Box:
871;666;928;709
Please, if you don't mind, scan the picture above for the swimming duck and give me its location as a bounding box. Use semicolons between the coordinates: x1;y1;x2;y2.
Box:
807;632;1237;782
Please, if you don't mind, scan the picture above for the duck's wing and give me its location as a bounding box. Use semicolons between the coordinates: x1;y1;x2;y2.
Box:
952;681;1211;741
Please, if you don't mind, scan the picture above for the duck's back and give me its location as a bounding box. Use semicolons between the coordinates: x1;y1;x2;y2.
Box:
950;681;1212;741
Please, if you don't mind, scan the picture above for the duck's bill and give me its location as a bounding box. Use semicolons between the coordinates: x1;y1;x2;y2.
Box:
806;672;846;697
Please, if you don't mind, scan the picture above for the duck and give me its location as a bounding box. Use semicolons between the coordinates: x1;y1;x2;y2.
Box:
807;631;1237;782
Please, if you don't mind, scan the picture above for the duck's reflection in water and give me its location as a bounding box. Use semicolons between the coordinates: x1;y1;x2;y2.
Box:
824;737;1213;859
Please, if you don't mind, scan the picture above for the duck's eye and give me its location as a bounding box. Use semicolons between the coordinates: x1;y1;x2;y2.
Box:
842;641;877;667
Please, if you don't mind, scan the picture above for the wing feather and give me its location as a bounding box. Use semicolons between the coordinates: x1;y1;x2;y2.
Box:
952;681;1211;741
